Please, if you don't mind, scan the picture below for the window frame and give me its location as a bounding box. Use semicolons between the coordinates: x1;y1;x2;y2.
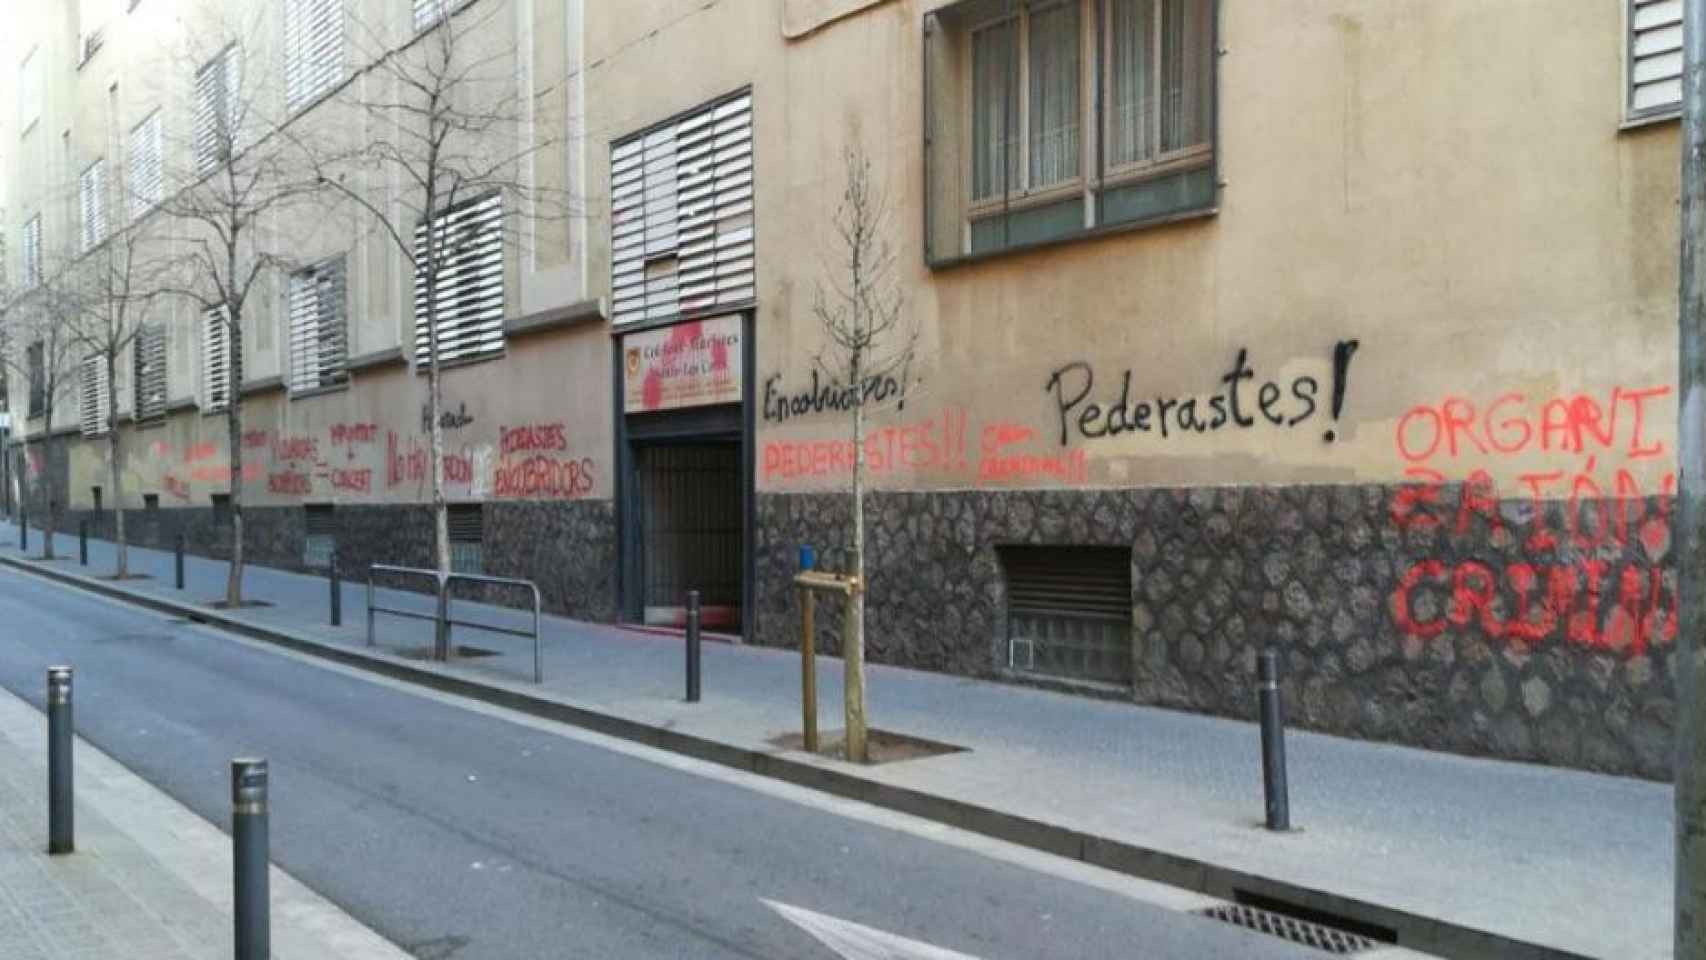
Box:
79;157;107;253
962;1;1089;221
283;0;344;114
201;305;235;413
287;253;350;395
193;44;241;174
1626;0;1684;124
128;110;163;221
18;46;40;137
21;214;41;289
26;340;44;418
925;0;1220;268
412;191;506;369
132;321;167;423
78;353;111;438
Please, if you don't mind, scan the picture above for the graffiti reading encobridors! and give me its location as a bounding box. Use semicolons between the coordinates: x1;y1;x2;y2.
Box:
1045;341;1360;445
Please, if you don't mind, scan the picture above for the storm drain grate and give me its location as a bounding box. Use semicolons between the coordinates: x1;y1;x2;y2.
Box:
1196;903;1380;955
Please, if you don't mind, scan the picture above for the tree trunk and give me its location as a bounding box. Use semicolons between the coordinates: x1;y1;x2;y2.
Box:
224;374;244;607
426;266;449;576
41;410;56;561
106;350;126;578
846;369;868;764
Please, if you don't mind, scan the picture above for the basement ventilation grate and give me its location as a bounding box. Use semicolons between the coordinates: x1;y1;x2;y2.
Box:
1196;903;1380;955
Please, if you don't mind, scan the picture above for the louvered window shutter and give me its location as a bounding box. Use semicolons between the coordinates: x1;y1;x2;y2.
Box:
79;355;110;437
288;256;349;392
413;193;505;367
26;342;43;417
610;92;753;325
194;46;239;173
129;112;163;220
284;0;342;112
79;159;106;252
1630;0;1683;119
22;215;41;288
414;0;450;31
202;306;234;412
132;322;166;421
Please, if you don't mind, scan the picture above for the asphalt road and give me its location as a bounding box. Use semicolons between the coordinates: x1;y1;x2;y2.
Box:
0;566;1323;960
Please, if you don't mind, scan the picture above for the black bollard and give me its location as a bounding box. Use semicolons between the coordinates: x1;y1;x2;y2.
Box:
20;510;27;551
685;590;702;703
329;550;342;627
174;533;185;590
231;758;270;960
1258;649;1291;832
47;666;73;855
78;520;87;566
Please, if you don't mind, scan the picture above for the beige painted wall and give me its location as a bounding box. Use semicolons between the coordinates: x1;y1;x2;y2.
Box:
4;0;611;513
586;0;1680;507
47;323;609;509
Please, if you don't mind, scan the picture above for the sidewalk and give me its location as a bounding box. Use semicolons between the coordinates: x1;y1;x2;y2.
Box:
0;520;1671;960
0;678;407;959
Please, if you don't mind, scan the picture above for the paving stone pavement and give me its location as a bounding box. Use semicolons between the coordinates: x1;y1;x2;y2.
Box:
0;685;408;960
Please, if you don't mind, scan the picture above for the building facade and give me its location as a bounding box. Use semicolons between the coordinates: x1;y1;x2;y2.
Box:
1;0;1688;778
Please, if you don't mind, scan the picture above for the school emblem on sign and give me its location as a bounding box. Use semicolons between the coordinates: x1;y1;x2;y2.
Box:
622;315;743;413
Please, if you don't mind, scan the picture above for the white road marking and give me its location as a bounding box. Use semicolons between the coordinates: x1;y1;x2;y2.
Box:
766;899;986;960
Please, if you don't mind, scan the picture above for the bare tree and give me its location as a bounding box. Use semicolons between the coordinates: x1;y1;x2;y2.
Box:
66;199;170;579
156;18;321;606
0;259;86;561
299;0;571;577
811;141;918;762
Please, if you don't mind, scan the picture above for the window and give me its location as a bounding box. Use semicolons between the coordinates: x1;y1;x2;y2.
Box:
284;0;343;112
288;255;349;393
447;503;482;574
143;493;158;512
79;158;107;252
202;305;235;412
1629;0;1682;121
610;91;754;325
193;45;241;173
21;214;40;289
26;341;44;417
303;504;335;567
999;544;1133;685
78;354;110;437
924;0;1217;263
413;192;505;366
91;486;102;511
413;0;467;32
132;321;166;422
211;492;231;525
19;47;40;135
129;111;163;220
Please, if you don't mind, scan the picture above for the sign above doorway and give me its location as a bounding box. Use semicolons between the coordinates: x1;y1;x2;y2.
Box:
623;314;744;414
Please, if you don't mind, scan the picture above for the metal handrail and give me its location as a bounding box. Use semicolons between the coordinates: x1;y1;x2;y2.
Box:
365;564;543;683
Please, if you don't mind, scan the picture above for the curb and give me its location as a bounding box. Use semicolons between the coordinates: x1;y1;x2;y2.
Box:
0;551;1594;960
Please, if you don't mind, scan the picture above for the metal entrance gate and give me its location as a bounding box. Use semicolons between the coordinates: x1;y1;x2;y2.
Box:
635;443;742;629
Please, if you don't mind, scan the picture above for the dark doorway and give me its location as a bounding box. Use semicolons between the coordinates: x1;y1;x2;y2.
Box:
634;441;742;630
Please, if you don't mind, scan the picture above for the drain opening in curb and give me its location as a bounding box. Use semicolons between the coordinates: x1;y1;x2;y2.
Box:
1193;890;1395;955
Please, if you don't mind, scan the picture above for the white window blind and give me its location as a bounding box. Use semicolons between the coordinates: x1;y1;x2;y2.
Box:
413;192;504;366
284;0;342;112
129;112;163;220
21;215;41;289
78;355;110;437
413;0;457;31
19;47;41;133
79;158;107;252
132;322;166;421
1630;0;1683;119
610;92;754;324
194;45;241;173
202;305;235;412
288;255;349;392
